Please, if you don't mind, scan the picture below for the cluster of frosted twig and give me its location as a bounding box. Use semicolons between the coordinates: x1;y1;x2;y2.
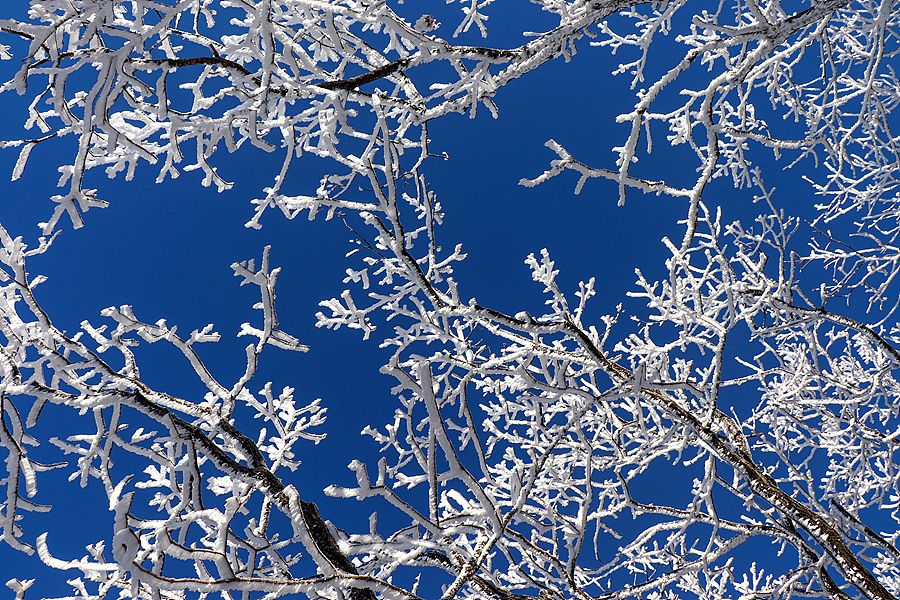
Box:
0;230;392;598
0;0;638;234
2;0;900;599
310;154;900;598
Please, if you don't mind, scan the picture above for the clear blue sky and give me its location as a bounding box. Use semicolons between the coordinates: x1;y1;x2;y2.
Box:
0;3;828;597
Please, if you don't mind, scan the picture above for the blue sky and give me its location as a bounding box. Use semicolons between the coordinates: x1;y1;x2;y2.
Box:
0;3;838;597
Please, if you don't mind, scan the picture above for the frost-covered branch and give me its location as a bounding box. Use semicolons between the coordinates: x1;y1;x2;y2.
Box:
0;224;390;599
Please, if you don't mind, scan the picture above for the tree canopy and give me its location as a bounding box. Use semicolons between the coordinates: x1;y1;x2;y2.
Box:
1;0;900;598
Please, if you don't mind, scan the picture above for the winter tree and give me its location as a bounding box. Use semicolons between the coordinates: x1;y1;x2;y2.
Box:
0;0;899;598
